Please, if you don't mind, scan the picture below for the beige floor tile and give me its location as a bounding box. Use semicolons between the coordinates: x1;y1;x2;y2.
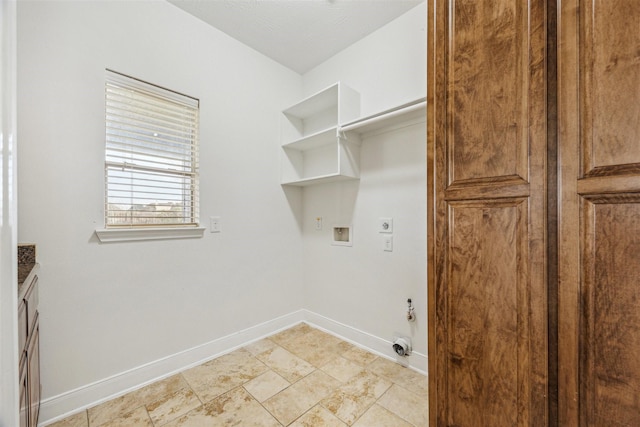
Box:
306;328;345;347
352;404;414;427
182;348;268;403
285;329;345;367
87;374;189;426
263;369;340;426
367;358;428;398
290;404;348;427
321;356;365;383
163;387;280;427
268;322;314;349
243;338;279;356
255;345;315;383
243;370;291;402
88;393;141;426
322;370;392;425
377;384;428;427
156;405;214;427
130;374;191;406
336;342;379;366
48;411;88;427
146;387;202;426
94;406;152;427
64;327;428;427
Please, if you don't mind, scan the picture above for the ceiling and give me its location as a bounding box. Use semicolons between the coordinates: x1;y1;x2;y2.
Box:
167;0;424;74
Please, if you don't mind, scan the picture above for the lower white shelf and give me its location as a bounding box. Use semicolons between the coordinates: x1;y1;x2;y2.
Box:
281;138;361;186
281;173;359;187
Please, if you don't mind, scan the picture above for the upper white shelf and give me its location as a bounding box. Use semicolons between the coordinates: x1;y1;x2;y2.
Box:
283;84;340;120
340;97;426;136
281;82;361;142
280;82;361;186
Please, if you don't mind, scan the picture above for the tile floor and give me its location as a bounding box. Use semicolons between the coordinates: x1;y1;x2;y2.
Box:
49;323;428;427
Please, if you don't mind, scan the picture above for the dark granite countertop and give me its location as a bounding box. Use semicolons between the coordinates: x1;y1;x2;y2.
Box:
18;262;36;286
17;262;38;302
18;244;37;300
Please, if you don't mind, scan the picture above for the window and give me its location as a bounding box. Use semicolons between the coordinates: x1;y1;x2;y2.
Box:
104;70;199;230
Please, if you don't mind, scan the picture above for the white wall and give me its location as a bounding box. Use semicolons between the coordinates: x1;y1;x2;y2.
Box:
300;3;428;364
17;0;304;413
1;1;20;425
303;2;427;116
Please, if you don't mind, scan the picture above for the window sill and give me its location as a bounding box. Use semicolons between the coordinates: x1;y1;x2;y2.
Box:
95;227;206;243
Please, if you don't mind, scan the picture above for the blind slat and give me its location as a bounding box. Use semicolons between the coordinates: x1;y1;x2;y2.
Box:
106;138;197;159
105;104;198;134
107;119;193;146
105;150;196;170
106;88;198;116
106;161;197;177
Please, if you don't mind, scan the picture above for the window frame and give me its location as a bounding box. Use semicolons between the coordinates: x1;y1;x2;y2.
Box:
96;70;204;243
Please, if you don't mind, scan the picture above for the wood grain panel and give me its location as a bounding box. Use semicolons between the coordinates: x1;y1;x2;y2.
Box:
448;0;528;184
559;2;640;425
446;200;526;426
429;0;548;425
581;198;640;427
581;0;640;174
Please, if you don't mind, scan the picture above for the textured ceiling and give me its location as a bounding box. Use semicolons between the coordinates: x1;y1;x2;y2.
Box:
167;0;424;74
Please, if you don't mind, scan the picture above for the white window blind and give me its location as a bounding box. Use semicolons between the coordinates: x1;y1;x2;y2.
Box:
105;70;199;228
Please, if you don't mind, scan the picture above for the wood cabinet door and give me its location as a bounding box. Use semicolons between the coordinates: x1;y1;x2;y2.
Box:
19;358;28;427
27;319;40;427
558;1;640;426
427;0;548;425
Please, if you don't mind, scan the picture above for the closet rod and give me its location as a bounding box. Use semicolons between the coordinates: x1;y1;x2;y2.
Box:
339;98;426;133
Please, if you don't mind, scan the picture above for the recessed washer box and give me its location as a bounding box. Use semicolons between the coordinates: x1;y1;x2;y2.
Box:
332;225;352;246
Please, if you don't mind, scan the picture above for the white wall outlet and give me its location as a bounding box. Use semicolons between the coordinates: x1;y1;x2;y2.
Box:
383;235;393;252
379;217;393;233
210;216;221;233
315;216;323;231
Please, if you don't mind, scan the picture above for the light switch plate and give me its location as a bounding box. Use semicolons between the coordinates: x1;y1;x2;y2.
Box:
383;235;393;252
210;216;221;233
379;217;393;233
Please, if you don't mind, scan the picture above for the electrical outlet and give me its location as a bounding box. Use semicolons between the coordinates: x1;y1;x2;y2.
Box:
379;217;393;233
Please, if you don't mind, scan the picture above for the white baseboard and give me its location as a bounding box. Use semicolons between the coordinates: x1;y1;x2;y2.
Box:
39;309;427;426
39;310;305;426
301;310;427;375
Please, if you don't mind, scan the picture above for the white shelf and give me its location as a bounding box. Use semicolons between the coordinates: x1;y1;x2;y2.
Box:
280;82;361;186
340;98;426;136
279;88;426;187
282;127;338;151
283;84;339;120
281;172;359;187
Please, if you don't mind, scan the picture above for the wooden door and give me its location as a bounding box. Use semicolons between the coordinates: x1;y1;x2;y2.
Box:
558;1;640;425
427;0;549;425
